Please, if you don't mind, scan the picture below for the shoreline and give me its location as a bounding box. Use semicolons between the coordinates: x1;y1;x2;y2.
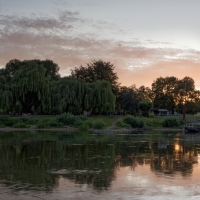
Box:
0;127;184;133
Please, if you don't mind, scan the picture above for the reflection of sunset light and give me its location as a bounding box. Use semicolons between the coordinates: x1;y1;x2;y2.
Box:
175;144;180;152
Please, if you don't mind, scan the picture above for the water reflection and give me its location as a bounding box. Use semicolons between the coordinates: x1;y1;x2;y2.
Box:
0;131;200;199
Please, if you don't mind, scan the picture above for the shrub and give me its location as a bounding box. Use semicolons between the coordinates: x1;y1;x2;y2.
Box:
0;124;5;128
146;119;162;127
78;115;88;121
93;120;106;129
18;117;38;125
13;123;27;128
36;118;63;128
36;121;51;128
123;116;144;128
47;119;63;127
56;113;77;126
73;118;83;127
79;124;89;131
0;116;20;126
115;120;131;128
83;120;93;128
137;120;144;128
162;117;180;127
123;116;138;128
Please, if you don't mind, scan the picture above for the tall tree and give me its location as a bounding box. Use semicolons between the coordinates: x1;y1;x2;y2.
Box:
151;76;178;111
2;59;60;81
119;85;140;115
87;80;116;114
12;61;50;113
139;100;152;117
50;77;86;114
0;75;13;112
137;85;153;102
32;59;60;81
71;60;120;93
174;76;196;113
1;59;22;81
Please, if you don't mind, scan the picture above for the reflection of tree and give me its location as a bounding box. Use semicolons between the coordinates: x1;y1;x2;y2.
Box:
0;131;199;193
110;135;198;177
0;132;117;192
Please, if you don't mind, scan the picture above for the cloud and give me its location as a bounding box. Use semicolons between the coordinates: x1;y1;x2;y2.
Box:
52;0;72;7
78;2;99;6
0;9;200;88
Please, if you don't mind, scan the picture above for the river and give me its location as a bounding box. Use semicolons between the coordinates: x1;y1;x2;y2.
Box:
0;131;200;200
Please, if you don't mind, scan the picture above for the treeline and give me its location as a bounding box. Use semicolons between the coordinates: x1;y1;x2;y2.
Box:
0;59;200;115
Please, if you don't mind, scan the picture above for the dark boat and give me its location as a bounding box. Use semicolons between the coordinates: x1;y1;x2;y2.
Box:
184;123;200;133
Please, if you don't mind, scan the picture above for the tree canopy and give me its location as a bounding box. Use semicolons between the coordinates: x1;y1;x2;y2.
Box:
71;60;120;93
1;59;200;116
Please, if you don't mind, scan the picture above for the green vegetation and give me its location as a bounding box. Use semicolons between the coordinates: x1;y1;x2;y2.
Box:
162;117;180;127
122;116;144;128
0;114;185;130
138;100;152;117
115;120;131;128
0;58;200;132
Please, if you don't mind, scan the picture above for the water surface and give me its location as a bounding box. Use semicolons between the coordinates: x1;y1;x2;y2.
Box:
0;131;200;199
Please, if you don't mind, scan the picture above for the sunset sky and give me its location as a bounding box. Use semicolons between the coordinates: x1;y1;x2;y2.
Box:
0;0;200;88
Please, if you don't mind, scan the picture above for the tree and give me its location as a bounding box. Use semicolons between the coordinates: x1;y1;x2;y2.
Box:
153;94;175;111
137;85;153;102
32;59;60;81
2;59;60;81
12;61;50;113
50;77;86;114
151;76;180;112
87;80;116;114
71;60;120;94
119;85;140;115
174;76;195;113
139;100;152;117
0;75;13;112
152;76;178;98
1;59;22;81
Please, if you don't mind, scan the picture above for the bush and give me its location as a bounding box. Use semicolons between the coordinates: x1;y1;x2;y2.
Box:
93;120;106;129
56;113;77;126
79;124;89;131
146;119;162;127
162;117;180;127
47;119;63;127
73;118;83;127
84;120;93;128
137;120;144;128
0;116;20;126
36;120;51;128
19;117;38;125
36;118;63;128
123;116;144;128
78;115;88;121
115;120;131;128
0;124;5;128
13;123;27;128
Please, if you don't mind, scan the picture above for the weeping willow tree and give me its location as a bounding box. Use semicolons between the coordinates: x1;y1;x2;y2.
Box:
85;80;116;114
0;75;13;112
50;77;87;114
12;61;50;113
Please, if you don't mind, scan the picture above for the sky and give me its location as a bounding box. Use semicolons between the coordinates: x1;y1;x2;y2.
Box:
0;0;200;88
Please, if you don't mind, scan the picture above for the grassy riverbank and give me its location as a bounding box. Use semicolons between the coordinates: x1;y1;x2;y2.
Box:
0;113;197;132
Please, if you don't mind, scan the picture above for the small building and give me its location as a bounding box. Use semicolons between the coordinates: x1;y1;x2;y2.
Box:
158;109;168;116
150;108;169;116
